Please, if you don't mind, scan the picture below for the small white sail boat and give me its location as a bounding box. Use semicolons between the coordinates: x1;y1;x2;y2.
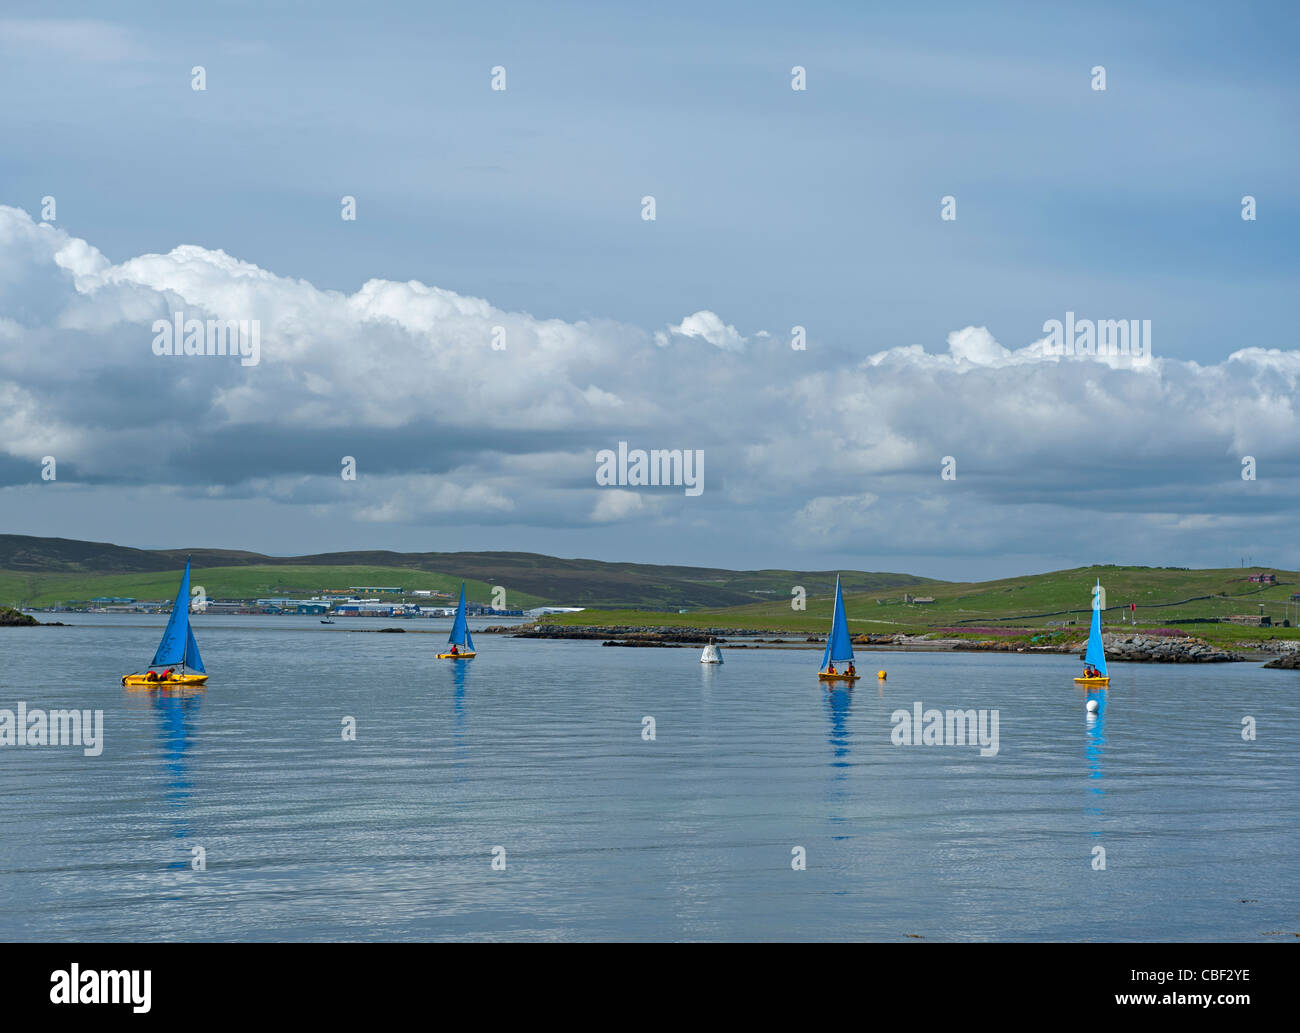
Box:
700;637;723;664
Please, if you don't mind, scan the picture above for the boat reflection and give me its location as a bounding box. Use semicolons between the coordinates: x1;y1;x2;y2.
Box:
822;684;853;835
1084;689;1106;822
128;683;204;864
823;684;852;770
451;659;470;762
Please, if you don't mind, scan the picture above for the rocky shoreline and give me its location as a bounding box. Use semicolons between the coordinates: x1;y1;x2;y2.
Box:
951;633;1242;663
0;606;40;626
501;624;1253;663
1096;633;1241;663
505;625;800;642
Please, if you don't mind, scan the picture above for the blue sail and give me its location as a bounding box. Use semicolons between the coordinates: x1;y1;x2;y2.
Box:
448;583;474;651
820;575;855;670
151;558;199;668
1084;579;1108;676
184;623;206;674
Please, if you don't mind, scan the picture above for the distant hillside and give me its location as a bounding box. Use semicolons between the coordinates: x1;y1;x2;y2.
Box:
0;535;225;574
539;564;1300;633
0;535;936;609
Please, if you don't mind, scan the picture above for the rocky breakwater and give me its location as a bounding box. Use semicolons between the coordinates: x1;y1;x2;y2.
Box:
852;633;910;646
509;624;811;645
1262;652;1300;670
1091;633;1242;664
946;632;1241;661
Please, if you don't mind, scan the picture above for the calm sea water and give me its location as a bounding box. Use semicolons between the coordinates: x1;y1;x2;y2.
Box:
1;615;1296;941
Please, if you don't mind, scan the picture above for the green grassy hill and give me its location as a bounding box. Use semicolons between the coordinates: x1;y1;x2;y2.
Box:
5;536;1297;637
538;564;1300;640
0;535;934;609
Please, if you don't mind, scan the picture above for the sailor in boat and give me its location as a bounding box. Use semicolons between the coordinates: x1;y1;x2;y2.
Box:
1083;663;1100;679
846;662;855;678
827;663;836;675
449;644;459;656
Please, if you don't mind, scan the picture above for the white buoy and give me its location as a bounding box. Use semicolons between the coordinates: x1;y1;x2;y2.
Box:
1086;699;1099;713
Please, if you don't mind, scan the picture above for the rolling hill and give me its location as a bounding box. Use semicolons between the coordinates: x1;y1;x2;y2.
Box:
0;534;936;609
5;537;1295;639
537;564;1300;639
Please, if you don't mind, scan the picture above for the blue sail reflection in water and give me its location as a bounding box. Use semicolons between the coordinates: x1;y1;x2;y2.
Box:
1084;690;1107;823
450;655;470;764
149;688;203;861
823;685;852;771
822;684;853;836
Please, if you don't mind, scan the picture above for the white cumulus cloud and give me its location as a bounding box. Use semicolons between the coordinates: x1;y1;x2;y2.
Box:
2;204;1299;572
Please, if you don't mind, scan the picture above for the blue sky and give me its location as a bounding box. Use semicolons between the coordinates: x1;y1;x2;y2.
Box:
0;2;1297;579
5;1;1295;358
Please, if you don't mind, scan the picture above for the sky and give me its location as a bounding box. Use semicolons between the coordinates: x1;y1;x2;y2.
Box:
0;1;1297;580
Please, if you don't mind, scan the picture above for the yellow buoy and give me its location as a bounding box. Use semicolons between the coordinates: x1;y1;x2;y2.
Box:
877;670;887;679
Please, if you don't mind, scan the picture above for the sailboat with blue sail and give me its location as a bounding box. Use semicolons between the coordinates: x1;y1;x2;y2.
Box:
818;575;859;682
1074;579;1110;685
122;557;209;686
437;583;477;660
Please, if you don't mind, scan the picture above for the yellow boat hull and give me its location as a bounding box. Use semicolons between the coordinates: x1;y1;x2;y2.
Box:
819;672;860;682
437;652;476;660
1073;676;1109;685
122;673;209;686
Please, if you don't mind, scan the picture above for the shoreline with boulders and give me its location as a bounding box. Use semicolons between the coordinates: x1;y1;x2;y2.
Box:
492;624;1288;664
